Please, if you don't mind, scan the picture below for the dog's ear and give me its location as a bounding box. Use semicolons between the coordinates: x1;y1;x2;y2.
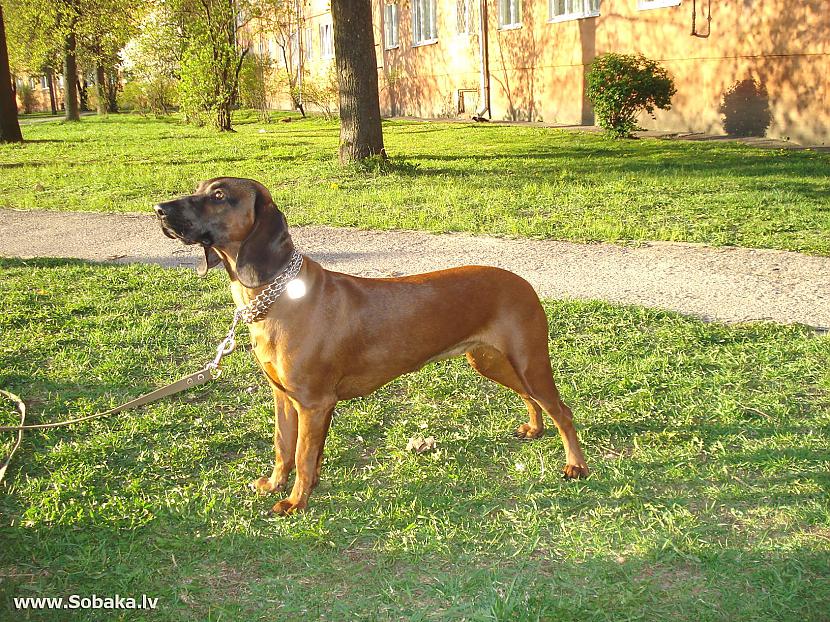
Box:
235;182;293;288
196;246;222;277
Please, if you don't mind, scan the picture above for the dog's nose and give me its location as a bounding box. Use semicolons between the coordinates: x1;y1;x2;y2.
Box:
153;204;167;217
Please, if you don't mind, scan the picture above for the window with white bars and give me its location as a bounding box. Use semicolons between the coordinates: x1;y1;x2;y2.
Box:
549;0;600;21
412;0;437;45
498;0;521;29
320;23;334;58
305;28;313;60
384;4;399;49
457;0;475;35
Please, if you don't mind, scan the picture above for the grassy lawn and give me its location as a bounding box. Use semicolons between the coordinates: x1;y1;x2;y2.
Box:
1;112;829;254
1;259;828;620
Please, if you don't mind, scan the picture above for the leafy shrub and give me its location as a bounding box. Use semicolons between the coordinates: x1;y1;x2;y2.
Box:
120;7;180;116
17;83;36;114
118;77;178;115
718;79;771;137
586;53;676;138
301;67;339;120
238;54;273;122
178;44;220;127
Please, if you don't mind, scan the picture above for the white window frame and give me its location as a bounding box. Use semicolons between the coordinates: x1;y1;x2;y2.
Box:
412;0;438;46
456;0;473;35
548;0;600;23
304;28;313;61
319;22;334;59
498;0;521;30
384;4;399;49
637;0;681;10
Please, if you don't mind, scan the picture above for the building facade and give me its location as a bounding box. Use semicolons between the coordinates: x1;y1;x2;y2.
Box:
15;74;64;114
264;0;828;145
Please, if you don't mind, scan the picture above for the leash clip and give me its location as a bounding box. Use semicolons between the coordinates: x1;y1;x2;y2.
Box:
207;311;241;375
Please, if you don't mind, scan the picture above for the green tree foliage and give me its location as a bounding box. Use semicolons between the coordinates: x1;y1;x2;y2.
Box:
174;0;249;131
237;52;272;122
3;0;62;78
247;0;306;116
586;53;676;138
4;0;142;117
120;6;181;115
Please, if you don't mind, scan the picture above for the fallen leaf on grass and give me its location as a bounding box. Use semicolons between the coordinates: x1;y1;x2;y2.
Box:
406;435;436;454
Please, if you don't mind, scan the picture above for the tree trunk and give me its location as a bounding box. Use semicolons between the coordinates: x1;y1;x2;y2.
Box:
46;66;57;114
95;65;106;115
63;29;80;121
105;69;118;112
217;103;232;131
331;0;385;163
78;77;89;111
0;5;22;143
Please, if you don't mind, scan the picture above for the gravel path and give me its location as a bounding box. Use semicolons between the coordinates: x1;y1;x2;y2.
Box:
1;209;828;329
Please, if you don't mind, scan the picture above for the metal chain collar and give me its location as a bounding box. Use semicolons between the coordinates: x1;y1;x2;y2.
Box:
235;250;304;324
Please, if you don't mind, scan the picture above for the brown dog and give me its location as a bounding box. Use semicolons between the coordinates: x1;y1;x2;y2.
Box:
154;177;588;514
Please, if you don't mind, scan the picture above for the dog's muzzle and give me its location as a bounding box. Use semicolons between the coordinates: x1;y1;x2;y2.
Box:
154;203;198;245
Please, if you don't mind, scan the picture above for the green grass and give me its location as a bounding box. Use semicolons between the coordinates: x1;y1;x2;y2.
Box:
1;112;829;254
1;259;828;620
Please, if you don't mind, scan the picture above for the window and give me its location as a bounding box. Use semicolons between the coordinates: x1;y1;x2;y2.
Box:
549;0;599;22
638;0;681;9
384;4;399;49
40;75;49;89
304;28;313;60
412;0;437;45
498;0;521;29
457;0;474;35
320;23;334;58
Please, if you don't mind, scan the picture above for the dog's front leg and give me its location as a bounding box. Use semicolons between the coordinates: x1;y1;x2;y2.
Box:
252;388;297;495
270;399;335;515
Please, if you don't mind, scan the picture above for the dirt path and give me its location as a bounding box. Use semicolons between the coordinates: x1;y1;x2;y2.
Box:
1;209;828;329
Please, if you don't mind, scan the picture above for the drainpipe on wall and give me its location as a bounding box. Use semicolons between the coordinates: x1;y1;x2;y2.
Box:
474;0;491;120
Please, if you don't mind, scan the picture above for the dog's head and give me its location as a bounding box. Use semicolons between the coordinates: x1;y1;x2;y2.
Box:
154;177;294;288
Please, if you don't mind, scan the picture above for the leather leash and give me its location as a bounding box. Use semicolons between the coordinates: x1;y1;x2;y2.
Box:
0;313;241;485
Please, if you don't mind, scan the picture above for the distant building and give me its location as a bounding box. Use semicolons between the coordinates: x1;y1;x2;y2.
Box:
15;74;64;114
253;0;828;145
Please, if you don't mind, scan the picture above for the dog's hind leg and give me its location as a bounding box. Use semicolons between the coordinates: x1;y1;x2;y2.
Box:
508;347;589;480
252;388;298;495
466;346;545;439
468;341;589;480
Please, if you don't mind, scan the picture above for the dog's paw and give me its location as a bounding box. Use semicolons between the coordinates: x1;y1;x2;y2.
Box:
250;476;284;495
269;498;307;516
562;464;589;480
514;423;544;440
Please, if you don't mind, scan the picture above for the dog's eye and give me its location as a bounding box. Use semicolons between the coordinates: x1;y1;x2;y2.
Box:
213;189;225;201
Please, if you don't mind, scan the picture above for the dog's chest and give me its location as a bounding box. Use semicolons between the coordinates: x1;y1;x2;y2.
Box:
248;326;293;386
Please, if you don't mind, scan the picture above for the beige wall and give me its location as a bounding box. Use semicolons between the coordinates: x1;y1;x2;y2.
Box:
15;81;63;114
374;0;829;145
